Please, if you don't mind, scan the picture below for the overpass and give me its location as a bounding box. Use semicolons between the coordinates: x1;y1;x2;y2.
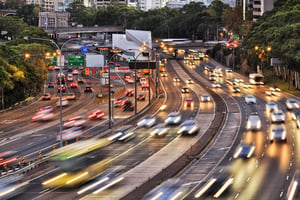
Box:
0;9;16;16
44;26;124;35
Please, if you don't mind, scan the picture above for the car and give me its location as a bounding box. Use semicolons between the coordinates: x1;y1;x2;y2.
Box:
42;93;51;100
165;112;181;125
188;60;195;66
225;79;235;85
286;98;299;110
109;61;115;65
215;72;223;77
84;86;93;93
245;94;256;104
212;82;221;88
185;98;194;107
186;78;194;84
32;106;54;121
141;82;149;89
181;86;189;93
72;70;79;75
125;90;134;97
126;78;135;84
208;74;216;81
57;85;66;93
114;97;128;107
56;97;69;107
265;101;278;113
139;78;147;85
137;94;145;101
295;114;300;128
67;74;73;81
56;78;66;85
63;116;86;128
201;94;211;102
269;124;287;143
137;116;156;128
177;120;199;135
266;87;281;96
173;77;180;82
56;72;65;78
47;82;55;88
66;93;76;100
242;82;253;89
161;72;168;77
122;101;134;111
88;110;105;119
271;109;285;123
150;123;169;137
233;143;255;159
291;110;300;121
108;125;135;142
286;170;300;200
70;82;78;88
232;86;241;93
234;78;244;83
56;127;83;141
246;112;261;131
78;78;84;83
78;66;84;70
225;68;233;73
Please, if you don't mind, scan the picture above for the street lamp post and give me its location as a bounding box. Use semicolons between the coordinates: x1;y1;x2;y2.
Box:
254;45;272;73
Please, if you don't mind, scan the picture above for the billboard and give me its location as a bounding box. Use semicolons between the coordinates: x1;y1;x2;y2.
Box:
86;54;104;68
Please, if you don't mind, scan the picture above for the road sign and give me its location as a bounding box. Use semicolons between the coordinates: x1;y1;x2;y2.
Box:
50;56;57;66
81;46;89;54
85;67;89;75
68;55;85;66
92;68;97;74
115;66;130;72
128;61;156;69
271;58;283;66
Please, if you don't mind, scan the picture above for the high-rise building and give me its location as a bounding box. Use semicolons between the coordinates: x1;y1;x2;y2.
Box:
252;0;276;21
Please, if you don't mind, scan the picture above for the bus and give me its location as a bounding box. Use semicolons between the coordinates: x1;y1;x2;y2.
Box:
249;73;264;85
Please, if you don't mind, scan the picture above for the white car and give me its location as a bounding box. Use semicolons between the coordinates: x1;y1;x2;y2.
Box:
201;94;211;102
245;95;256;104
177;120;199;135
212;83;221;88
108;125;136;142
246;112;261;131
56;127;83;141
165;112;182;125
242;82;253;89
271;109;285;123
56;97;69;107
150;124;169;137
286;98;299;110
265;102;278;113
32;107;54;121
269;124;287;143
186;78;194;84
173;77;180;82
137;116;156;128
63;116;86;128
234;78;244;83
225;68;233;73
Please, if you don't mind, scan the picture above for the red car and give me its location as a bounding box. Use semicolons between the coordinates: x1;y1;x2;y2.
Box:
88;110;105;119
70;82;78;88
114;97;128;107
185;98;194;107
125;90;134;96
137;94;145;101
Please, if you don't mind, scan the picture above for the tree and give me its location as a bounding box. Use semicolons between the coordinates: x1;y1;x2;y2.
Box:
16;4;40;26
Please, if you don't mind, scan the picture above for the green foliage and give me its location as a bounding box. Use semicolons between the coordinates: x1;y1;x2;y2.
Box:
16;4;40;26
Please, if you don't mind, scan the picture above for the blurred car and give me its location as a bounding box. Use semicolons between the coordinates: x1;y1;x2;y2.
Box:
186;78;194;84
271;109;285;123
42;93;51;100
265;101;278;113
84;86;93;93
208;74;216;81
63;116;86;128
233;143;255;159
78;66;84;70
181;86;189;93
57;85;66;93
215;72;223;77
232;86;241;93
234;78;244;83
125;89;134;96
108;125;135;142
56;127;83;141
201;94;211;102
0;174;29;200
66;93;76;100
126;78;135;84
291;110;300;121
141;82;149;89
137;116;156;128
78;78;84;83
114;97;128;107
242;82;253;89
245;94;256;104
161;72;168;77
47;82;55;88
225;68;233;73
70;82;78;88
72;69;79;75
225;79;235;85
286;98;299;110
67;74;73;81
269;124;287;143
266;87;280;96
185;98;194;107
246;112;261;131
212;82;221;88
150;123;169;137
56;78;66;85
173;77;180;82
137;94;145;101
286;170;300;200
56;97;69;107
177;120;199;135
88;110;105;119
164;112;182;125
32;106;54;121
122;101;134;112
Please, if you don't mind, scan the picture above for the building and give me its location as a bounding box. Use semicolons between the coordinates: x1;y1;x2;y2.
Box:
38;12;69;29
137;0;165;11
94;0;127;9
252;0;276;21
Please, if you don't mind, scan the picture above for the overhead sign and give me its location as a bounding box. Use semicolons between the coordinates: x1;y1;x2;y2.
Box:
68;55;85;66
85;67;89;75
81;46;89;54
50;56;57;66
110;49;123;54
115;66;130;72
129;61;156;69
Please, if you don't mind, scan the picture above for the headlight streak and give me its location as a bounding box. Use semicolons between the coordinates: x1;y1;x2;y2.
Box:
42;173;67;185
77;177;110;195
93;177;124;194
213;178;233;198
66;172;89;185
194;178;217;198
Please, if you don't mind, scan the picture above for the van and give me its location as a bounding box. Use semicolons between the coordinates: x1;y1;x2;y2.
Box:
67;73;73;81
246;112;261;131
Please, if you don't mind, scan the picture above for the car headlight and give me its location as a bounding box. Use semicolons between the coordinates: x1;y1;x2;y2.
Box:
282;131;286;140
178;127;185;134
174;117;180;123
257;120;261;129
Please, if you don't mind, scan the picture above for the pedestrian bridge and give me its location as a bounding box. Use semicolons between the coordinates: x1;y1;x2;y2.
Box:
44;26;124;35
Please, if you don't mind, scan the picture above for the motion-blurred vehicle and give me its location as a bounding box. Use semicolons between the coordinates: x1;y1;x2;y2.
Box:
291;110;300;121
271;109;285;123
57;85;66;93
56;97;69;107
225;68;233;73
269;124;287;143
137;94;145;101
63;116;86;128
266;87;280;96
286;98;299;110
70;82;78;88
122;101;134;112
186;78;194;84
126;78;135;84
173;77;180;82
47;82;55;88
234;78;244;83
242;82;253;89
67;74;73;81
125;89;134;96
88;110;105;119
245;94;256;104
32;106;54;121
181;86;189;93
141;82;149;89
165;112;181;125
265;101;278;113
232;86;241;93
114;97;128;107
233;143;255;159
84;86;93;93
72;69;79;75
201;94;211;102
160;72;168;77
225;79;235;85
150;123;169;137
0;174;29;200
42;93;51;100
246;112;261;131
177;120;199;135
56;127;83;141
185;98;194;107
137;116;156;128
66;93;76;100
212;82;221;88
286;170;300;200
108;125;135;142
78;78;84;83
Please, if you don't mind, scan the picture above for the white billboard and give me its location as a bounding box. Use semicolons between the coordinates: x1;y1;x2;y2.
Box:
85;54;104;68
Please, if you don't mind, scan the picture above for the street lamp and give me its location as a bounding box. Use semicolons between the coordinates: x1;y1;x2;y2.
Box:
254;45;272;73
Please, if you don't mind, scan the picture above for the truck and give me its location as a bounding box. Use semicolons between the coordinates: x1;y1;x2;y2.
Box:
249;73;264;85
